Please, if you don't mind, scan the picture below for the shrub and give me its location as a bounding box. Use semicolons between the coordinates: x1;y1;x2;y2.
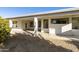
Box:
0;17;11;43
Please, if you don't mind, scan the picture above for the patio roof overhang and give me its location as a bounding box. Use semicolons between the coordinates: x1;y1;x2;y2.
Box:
5;8;79;20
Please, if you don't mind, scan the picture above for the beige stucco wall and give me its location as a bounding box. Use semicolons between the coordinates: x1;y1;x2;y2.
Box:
17;20;23;29
49;23;72;35
41;28;49;33
72;30;79;35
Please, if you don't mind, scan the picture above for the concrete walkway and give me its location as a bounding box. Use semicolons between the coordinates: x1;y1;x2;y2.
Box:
28;31;79;41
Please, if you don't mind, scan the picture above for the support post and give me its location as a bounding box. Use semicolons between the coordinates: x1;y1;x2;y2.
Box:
48;18;51;34
41;19;44;32
69;17;72;29
9;19;13;28
34;17;38;36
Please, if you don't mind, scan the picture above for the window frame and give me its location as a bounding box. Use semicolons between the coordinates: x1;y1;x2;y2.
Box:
51;18;69;24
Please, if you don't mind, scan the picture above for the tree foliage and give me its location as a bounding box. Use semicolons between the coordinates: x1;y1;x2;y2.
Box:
0;17;10;43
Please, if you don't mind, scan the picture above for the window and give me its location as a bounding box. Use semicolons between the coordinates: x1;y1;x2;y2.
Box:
51;18;69;24
72;17;79;29
30;21;34;27
13;21;17;28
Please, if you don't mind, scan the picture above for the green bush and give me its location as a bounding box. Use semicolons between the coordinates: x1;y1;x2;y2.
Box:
0;17;11;43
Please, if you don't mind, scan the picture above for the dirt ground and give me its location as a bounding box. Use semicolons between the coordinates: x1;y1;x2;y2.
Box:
2;31;79;52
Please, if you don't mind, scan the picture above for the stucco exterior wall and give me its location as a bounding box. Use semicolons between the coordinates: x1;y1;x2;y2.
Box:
41;28;49;33
17;20;23;29
72;30;79;35
49;23;72;35
48;17;73;35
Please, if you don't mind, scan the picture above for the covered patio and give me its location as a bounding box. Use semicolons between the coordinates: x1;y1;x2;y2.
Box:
9;16;49;34
9;16;79;35
8;8;79;36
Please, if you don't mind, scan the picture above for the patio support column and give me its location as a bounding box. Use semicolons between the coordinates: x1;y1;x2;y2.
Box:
34;17;38;36
9;19;13;28
48;18;51;34
69;17;72;29
41;19;44;32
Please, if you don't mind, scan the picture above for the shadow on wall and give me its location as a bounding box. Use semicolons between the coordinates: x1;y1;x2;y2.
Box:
4;31;72;52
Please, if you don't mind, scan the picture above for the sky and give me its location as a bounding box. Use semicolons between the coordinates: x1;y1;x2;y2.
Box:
0;7;71;18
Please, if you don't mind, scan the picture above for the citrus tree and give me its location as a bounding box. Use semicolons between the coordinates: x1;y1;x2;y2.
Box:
0;17;11;43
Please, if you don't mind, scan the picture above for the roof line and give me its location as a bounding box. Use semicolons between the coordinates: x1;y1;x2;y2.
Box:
6;7;79;19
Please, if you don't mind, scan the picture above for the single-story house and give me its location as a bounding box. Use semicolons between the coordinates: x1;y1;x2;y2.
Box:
6;8;79;35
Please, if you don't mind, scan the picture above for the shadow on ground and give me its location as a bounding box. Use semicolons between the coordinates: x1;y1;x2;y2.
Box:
65;39;79;50
57;35;79;51
4;31;73;52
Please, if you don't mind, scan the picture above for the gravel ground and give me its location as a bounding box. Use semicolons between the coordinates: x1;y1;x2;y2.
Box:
3;31;79;52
